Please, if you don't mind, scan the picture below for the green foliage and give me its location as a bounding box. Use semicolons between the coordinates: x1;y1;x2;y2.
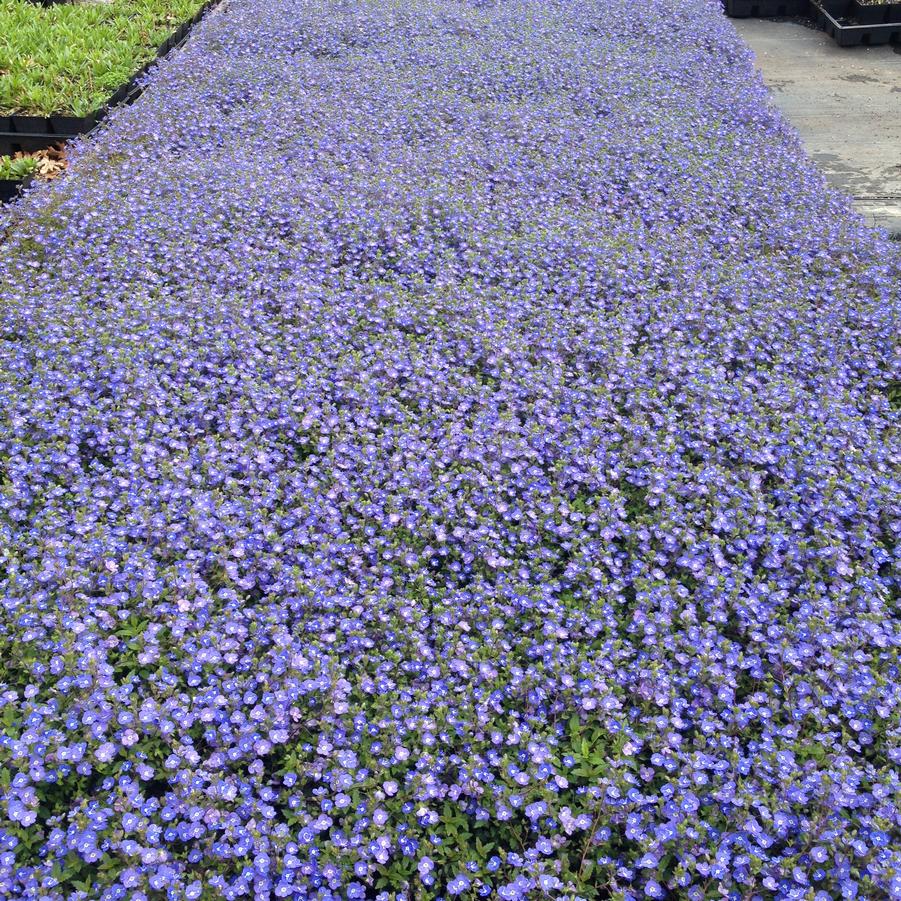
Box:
0;153;37;179
0;0;208;115
886;379;901;410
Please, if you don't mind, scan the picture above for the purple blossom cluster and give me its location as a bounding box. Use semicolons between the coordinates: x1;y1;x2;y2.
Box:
1;0;900;898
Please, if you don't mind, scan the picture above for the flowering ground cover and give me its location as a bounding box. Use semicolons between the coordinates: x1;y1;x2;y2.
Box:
0;0;900;898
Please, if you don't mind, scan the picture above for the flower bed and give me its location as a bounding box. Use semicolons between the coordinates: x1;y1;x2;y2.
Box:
0;0;899;898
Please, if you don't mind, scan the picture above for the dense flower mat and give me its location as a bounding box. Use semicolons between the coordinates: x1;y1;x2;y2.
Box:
1;0;900;897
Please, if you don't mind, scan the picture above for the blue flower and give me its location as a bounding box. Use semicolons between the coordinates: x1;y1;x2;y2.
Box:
448;874;472;895
0;0;898;898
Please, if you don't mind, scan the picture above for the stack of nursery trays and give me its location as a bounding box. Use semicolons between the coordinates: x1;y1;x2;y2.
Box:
0;113;101;158
723;0;901;45
814;0;901;45
723;0;809;16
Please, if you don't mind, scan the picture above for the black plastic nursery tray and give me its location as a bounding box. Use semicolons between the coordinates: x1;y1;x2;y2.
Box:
850;0;901;23
817;0;901;20
815;5;901;42
0;0;220;160
724;0;901;45
724;0;810;16
0;113;103;156
0;176;34;204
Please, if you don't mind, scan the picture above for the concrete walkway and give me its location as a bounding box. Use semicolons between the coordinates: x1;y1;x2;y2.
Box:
735;18;901;235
